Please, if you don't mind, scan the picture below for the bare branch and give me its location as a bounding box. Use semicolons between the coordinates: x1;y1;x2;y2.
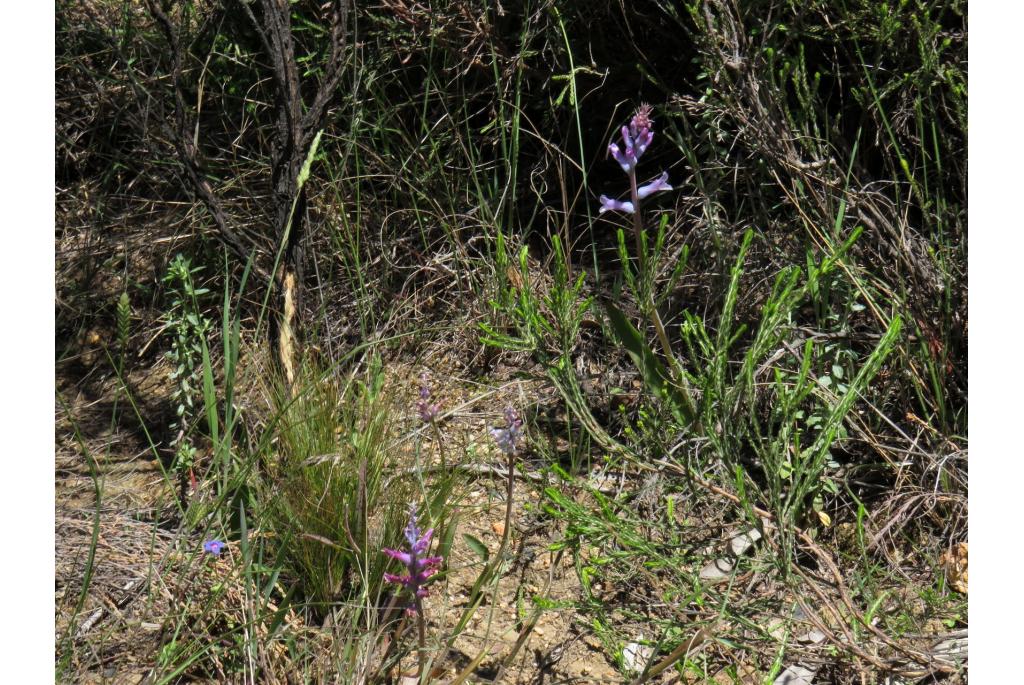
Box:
145;0;271;282
301;1;351;149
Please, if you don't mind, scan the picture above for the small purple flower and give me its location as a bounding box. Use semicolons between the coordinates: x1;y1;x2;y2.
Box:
203;539;224;556
599;195;635;214
416;373;441;423
608;141;632;173
383;504;443;612
637;171;672;199
489;407;524;455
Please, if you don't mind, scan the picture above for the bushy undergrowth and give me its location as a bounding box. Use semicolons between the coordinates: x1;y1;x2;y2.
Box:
57;1;966;682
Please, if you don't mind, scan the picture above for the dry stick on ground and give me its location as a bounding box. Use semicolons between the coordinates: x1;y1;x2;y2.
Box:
146;0;350;390
76;576;148;638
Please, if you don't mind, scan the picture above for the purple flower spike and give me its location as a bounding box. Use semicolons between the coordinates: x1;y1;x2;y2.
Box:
382;504;443;613
203;539;224;556
599;195;635;214
416;372;440;423
598;104;673;216
637;171;672;199
490;407;524;455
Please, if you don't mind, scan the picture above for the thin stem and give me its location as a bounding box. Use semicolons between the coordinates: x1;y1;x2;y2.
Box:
414;596;427;680
430;420;447;471
629;170;647;276
630;169;699;423
429;419;447;565
496;449;515;566
630;171;684;382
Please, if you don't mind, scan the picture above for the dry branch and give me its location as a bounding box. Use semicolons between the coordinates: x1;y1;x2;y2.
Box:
146;0;350;388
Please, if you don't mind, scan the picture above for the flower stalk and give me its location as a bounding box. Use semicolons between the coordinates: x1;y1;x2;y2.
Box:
416;372;447;469
489;407;523;568
600;105;695;414
383;503;443;678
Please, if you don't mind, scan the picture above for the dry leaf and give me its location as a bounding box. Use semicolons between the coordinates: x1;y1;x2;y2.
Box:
774;663;817;685
939;542;967;594
506;265;523;291
491;521;506;537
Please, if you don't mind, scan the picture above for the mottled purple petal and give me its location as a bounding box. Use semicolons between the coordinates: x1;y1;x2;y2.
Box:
384;572;412;586
621;125;638;167
609;142;631;172
417;399;440;423
420;556;443;570
599;195;635;214
620;125;633;149
504;407;522;427
383;548;413;566
411;529;434;556
403;515;422;548
490;407;524;454
203;540;224;556
637;171;672;199
490;427;520;454
634;129;654;159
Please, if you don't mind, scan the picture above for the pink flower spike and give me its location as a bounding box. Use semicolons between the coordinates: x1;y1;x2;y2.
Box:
599;195;635;214
382;504;444;613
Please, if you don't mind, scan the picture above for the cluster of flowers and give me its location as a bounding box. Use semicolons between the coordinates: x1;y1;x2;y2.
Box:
599;103;672;215
489;407;523;455
416;373;440;423
200;101;667;659
382;503;444;613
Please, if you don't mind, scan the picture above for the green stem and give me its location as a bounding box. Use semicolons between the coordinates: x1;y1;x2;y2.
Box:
630;169;699;423
630;171;684;385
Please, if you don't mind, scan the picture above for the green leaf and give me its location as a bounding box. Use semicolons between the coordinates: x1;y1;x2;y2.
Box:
462;534;490;562
606;304;693;424
202;339;218;445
